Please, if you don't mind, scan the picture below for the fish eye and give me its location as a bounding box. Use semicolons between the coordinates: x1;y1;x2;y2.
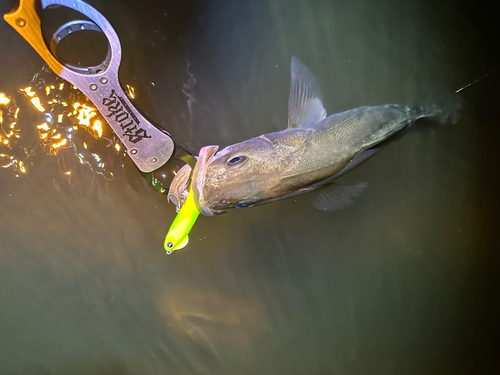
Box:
235;202;254;209
227;155;247;166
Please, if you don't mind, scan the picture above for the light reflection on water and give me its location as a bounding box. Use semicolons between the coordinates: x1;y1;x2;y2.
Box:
0;67;128;181
0;0;499;373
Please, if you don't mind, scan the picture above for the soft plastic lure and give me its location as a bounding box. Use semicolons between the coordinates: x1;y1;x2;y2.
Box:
164;185;200;253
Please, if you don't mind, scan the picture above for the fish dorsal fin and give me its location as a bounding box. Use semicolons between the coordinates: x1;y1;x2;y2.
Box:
311;182;367;211
288;56;327;129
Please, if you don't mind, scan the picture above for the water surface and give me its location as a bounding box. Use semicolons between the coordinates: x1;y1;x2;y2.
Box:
0;0;499;374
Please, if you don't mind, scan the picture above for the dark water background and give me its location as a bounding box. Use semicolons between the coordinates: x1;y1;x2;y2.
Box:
1;0;499;374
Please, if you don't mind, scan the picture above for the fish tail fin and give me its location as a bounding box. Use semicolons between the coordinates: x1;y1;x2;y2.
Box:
409;93;462;125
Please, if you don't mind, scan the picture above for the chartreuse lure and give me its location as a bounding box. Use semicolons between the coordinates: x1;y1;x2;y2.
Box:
164;185;200;253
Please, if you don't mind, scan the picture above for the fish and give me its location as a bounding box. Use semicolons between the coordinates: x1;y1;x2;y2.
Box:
172;56;447;216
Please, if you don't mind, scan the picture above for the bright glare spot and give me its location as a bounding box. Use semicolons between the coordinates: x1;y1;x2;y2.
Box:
51;138;67;152
114;143;121;152
3;140;9;145
31;98;45;112
73;102;96;127
20;87;45;111
19;161;26;174
65;171;71;175
83;142;87;149
0;93;10;105
126;85;136;99
21;87;35;97
45;86;51;96
59;83;65;91
57;114;63;123
37;123;50;131
52;134;61;139
92;119;103;138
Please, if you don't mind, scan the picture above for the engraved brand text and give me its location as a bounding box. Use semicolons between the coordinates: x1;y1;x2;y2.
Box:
102;90;151;144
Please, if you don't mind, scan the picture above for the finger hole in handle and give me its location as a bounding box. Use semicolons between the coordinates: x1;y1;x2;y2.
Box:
41;0;122;76
49;19;112;74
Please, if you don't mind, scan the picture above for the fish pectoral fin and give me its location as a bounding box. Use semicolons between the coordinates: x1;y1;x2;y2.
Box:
326;148;381;182
287;56;327;129
311;182;368;212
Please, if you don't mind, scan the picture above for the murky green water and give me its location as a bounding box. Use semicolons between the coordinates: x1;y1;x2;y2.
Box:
0;0;499;374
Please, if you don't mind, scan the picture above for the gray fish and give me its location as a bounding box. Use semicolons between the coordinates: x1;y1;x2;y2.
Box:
185;57;445;216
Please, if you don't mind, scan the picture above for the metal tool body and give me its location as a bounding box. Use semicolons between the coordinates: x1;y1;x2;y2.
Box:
4;0;194;173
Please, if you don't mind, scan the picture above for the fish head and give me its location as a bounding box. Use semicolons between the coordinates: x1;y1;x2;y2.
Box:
192;135;285;215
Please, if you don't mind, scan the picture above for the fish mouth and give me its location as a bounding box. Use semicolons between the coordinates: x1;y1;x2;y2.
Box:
192;145;224;216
